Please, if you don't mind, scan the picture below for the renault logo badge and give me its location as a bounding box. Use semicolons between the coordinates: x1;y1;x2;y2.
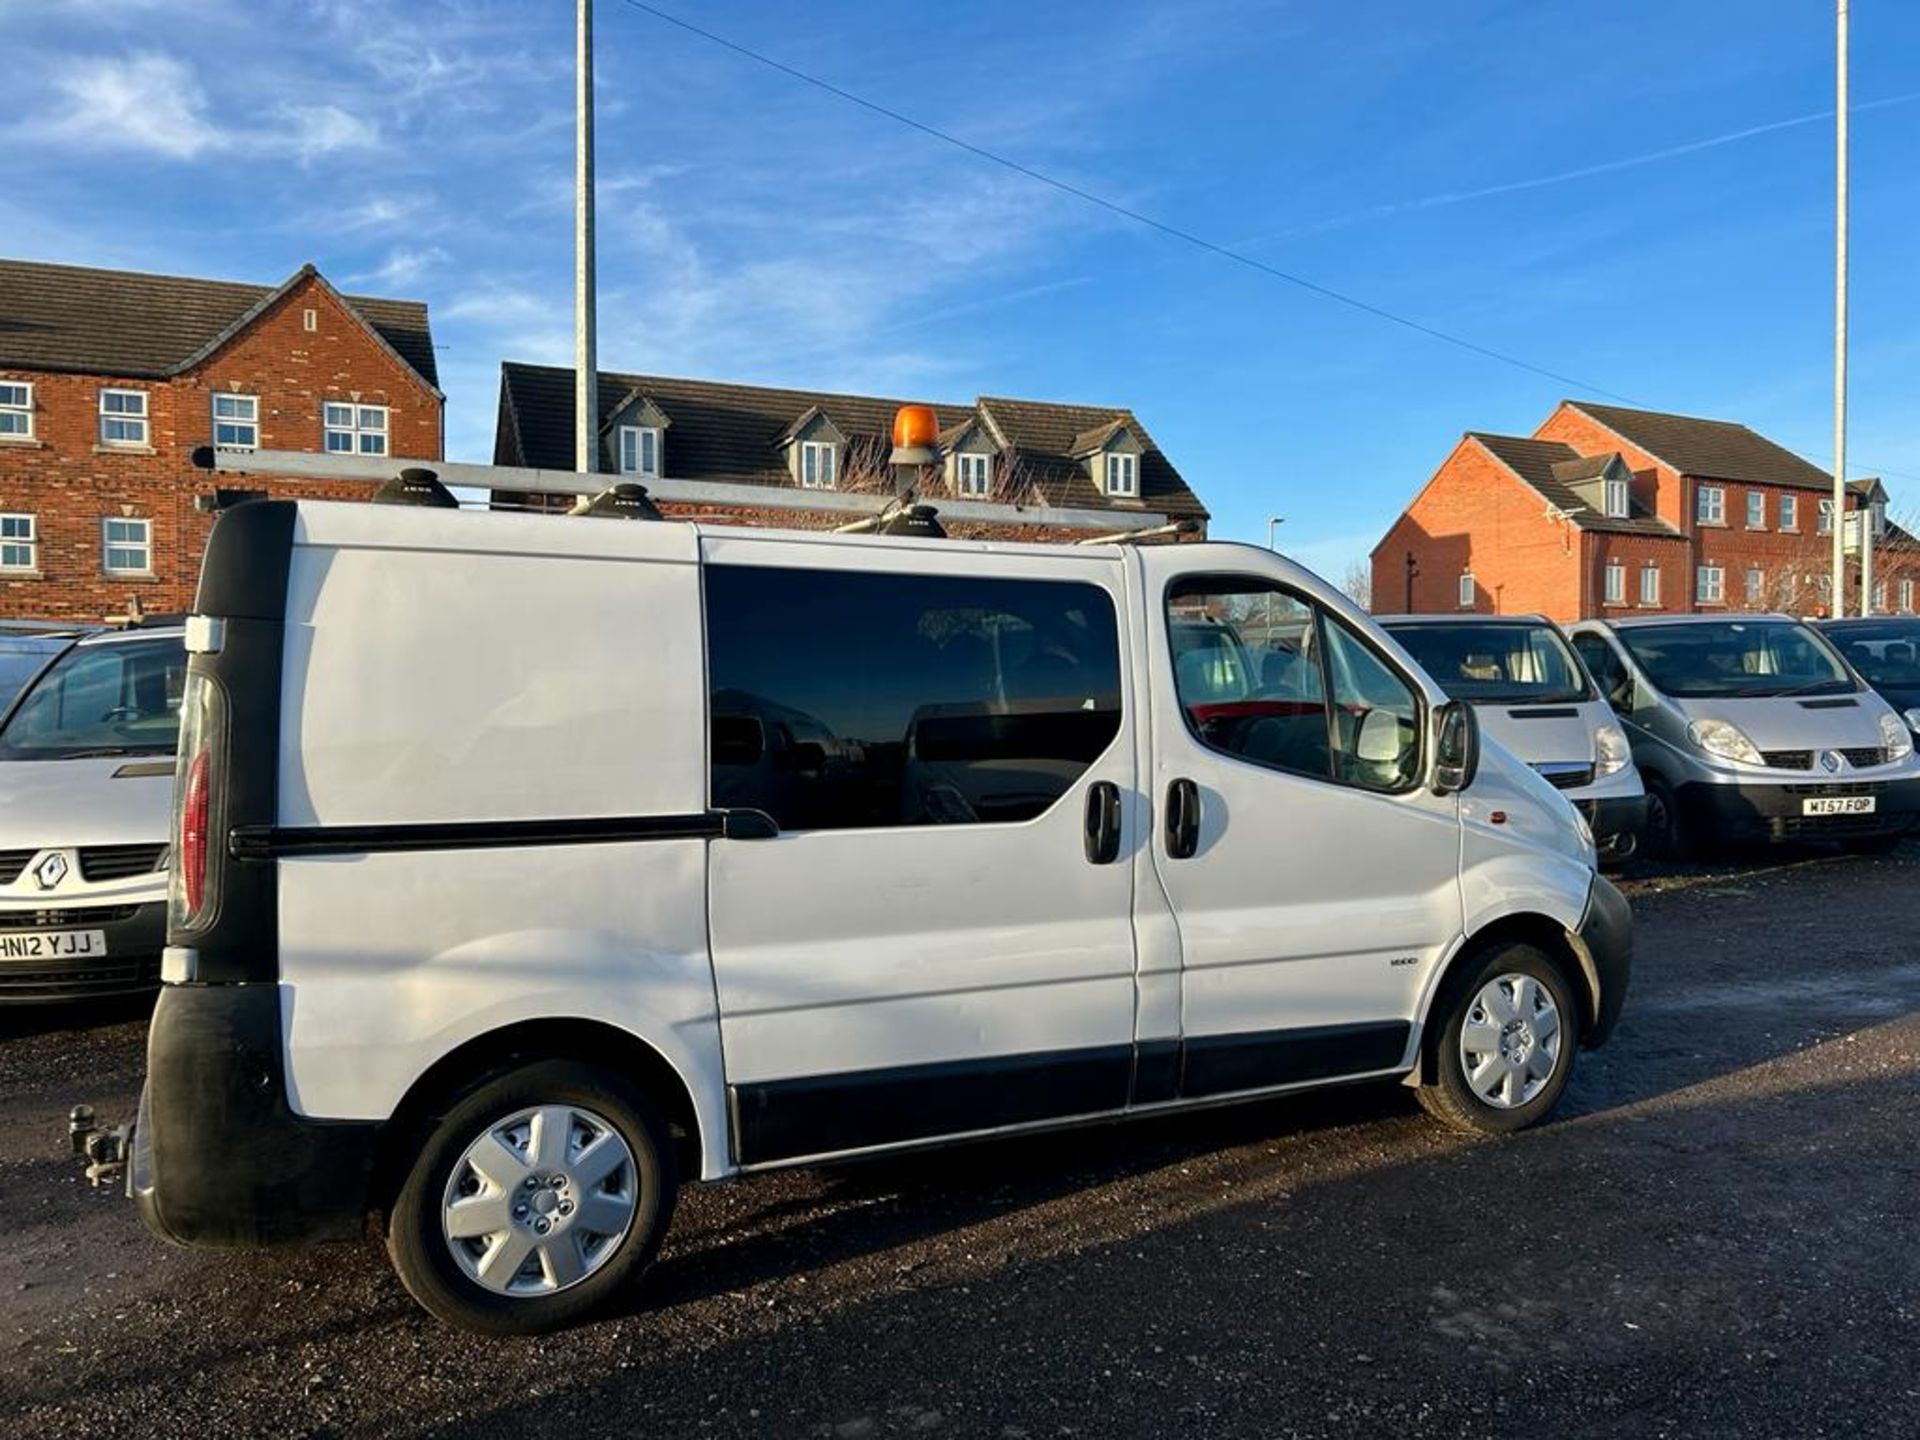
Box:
1820;750;1842;774
33;851;69;890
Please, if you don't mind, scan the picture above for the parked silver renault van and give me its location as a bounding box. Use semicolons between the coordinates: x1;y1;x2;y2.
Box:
123;501;1629;1333
0;624;182;1002
1380;615;1646;863
1569;615;1920;857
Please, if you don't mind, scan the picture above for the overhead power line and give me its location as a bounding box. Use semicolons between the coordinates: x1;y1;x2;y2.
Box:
613;0;1640;404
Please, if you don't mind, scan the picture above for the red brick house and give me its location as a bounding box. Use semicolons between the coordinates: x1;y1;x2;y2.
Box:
491;363;1209;541
1372;401;1913;621
0;259;440;619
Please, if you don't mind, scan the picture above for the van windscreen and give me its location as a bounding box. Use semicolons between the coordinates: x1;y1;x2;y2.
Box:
0;636;187;760
1384;622;1589;704
1616;621;1856;699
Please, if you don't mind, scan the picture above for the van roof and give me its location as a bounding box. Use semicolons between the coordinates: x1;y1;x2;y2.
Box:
1593;612;1798;630
75;623;186;647
1375;613;1557;627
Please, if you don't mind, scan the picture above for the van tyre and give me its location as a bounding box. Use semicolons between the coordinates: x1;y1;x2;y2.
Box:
387;1061;677;1335
1418;943;1579;1135
1642;776;1688;863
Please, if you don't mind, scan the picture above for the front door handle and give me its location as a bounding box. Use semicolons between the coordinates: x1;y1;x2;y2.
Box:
1165;778;1200;860
1084;780;1122;865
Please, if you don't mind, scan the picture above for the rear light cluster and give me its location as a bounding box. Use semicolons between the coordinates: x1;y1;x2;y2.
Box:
169;671;226;932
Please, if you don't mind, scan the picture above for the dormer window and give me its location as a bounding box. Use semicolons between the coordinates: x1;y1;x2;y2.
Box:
1603;476;1629;518
955;452;990;497
618;425;662;479
1104;453;1138;498
800;440;837;489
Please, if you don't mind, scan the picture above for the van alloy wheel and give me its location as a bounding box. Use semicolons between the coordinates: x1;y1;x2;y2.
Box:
441;1104;638;1296
1459;973;1563;1109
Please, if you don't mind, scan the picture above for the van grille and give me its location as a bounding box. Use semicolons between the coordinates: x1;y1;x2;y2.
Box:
1531;763;1595;791
0;956;160;996
78;844;168;882
1760;750;1812;770
0;905;141;930
1840;747;1886;768
0;851;32;885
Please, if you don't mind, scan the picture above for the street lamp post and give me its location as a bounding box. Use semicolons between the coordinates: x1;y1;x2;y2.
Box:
1267;515;1286;551
1831;0;1850;616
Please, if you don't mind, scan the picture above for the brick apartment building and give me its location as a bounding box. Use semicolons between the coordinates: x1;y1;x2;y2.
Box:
1372;400;1915;622
0;258;440;619
491;363;1209;541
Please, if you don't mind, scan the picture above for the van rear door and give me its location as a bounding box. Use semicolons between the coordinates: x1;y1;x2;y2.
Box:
702;535;1140;1167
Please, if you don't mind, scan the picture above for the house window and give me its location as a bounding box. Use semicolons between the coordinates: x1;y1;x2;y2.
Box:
211;393;259;450
0;382;32;439
1780;494;1798;531
955;452;991;498
0;514;36;572
1104;452;1139;498
102;517;152;576
1640;565;1661;605
1696;564;1725;605
1745;567;1764;604
617;425;661;479
800;440;837;489
1873;580;1889;614
1901;579;1915;613
1817;498;1835;535
99;389;149;447
1604;560;1625;605
324;402;388;456
1603;477;1629;518
1746;491;1766;529
1458;572;1476;609
1695;485;1724;526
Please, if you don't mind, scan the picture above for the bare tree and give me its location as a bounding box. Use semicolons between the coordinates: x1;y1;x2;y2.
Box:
1341;558;1373;613
834;435;898;496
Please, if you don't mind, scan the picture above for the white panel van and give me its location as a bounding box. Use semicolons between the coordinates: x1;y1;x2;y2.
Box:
127;501;1630;1333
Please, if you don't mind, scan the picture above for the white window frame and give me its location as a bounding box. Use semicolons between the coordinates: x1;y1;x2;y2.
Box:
1696;563;1725;605
1640;565;1661;605
1746;491;1766;530
0;513;36;572
1458;571;1476;609
799;440;837;490
955;452;991;497
211;392;259;451
323;402;389;456
1603;477;1629;518
617;425;662;480
1873;580;1889;613
1901;579;1915;614
1745;566;1764;603
1104;452;1139;498
99;388;149;447
1817;497;1835;535
102;516;152;577
1604;559;1626;605
1780;494;1798;531
0;381;32;439
1695;485;1724;526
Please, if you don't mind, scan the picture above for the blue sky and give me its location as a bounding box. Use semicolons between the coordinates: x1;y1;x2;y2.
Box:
4;0;1916;582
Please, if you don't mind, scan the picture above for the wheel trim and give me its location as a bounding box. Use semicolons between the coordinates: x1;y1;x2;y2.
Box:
442;1104;638;1297
1460;973;1563;1110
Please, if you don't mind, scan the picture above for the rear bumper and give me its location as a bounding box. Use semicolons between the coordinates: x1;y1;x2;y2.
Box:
1575;876;1632;1048
1676;776;1920;845
132;982;378;1248
0;900;165;1004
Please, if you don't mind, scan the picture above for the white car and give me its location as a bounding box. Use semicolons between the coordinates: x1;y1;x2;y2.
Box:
128;499;1631;1333
0;624;182;1002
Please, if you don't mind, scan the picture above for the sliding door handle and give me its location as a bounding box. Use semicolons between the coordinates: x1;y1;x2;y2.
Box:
1165;778;1200;860
1084;780;1122;865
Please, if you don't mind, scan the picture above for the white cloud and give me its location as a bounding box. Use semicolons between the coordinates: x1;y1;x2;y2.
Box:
344;245;449;290
277;103;379;161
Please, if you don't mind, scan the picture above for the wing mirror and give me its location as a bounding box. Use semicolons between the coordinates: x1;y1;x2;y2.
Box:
1431;700;1480;796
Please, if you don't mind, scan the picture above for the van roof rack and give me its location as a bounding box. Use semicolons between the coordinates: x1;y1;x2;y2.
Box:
1074;519;1201;546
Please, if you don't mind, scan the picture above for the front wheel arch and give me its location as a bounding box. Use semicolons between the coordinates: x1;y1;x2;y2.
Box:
1415;913;1595;1085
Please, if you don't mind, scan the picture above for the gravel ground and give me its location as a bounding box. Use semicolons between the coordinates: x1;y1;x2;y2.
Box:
2;846;1917;1439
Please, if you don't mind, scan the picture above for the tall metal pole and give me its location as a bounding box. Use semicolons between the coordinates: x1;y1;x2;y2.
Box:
1831;0;1850;616
575;0;599;475
1266;515;1285;550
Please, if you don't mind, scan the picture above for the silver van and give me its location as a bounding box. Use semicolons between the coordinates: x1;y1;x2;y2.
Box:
1381;615;1645;863
1568;614;1920;857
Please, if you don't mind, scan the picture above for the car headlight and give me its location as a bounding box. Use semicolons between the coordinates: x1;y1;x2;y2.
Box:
1594;722;1632;777
1687;718;1764;766
1880;710;1915;763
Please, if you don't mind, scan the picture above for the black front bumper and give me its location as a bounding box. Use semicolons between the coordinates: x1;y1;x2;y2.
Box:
132;983;378;1248
0;900;165;1004
1676;776;1920;845
1576;875;1632;1048
1577;795;1649;862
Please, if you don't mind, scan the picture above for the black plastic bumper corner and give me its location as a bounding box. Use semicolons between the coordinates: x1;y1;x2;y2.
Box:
1576;875;1632;1049
132;983;377;1248
1578;794;1649;861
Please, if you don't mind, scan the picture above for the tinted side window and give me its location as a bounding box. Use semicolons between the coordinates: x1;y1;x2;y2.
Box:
705;566;1122;831
1572;634;1630;704
1324;617;1421;791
